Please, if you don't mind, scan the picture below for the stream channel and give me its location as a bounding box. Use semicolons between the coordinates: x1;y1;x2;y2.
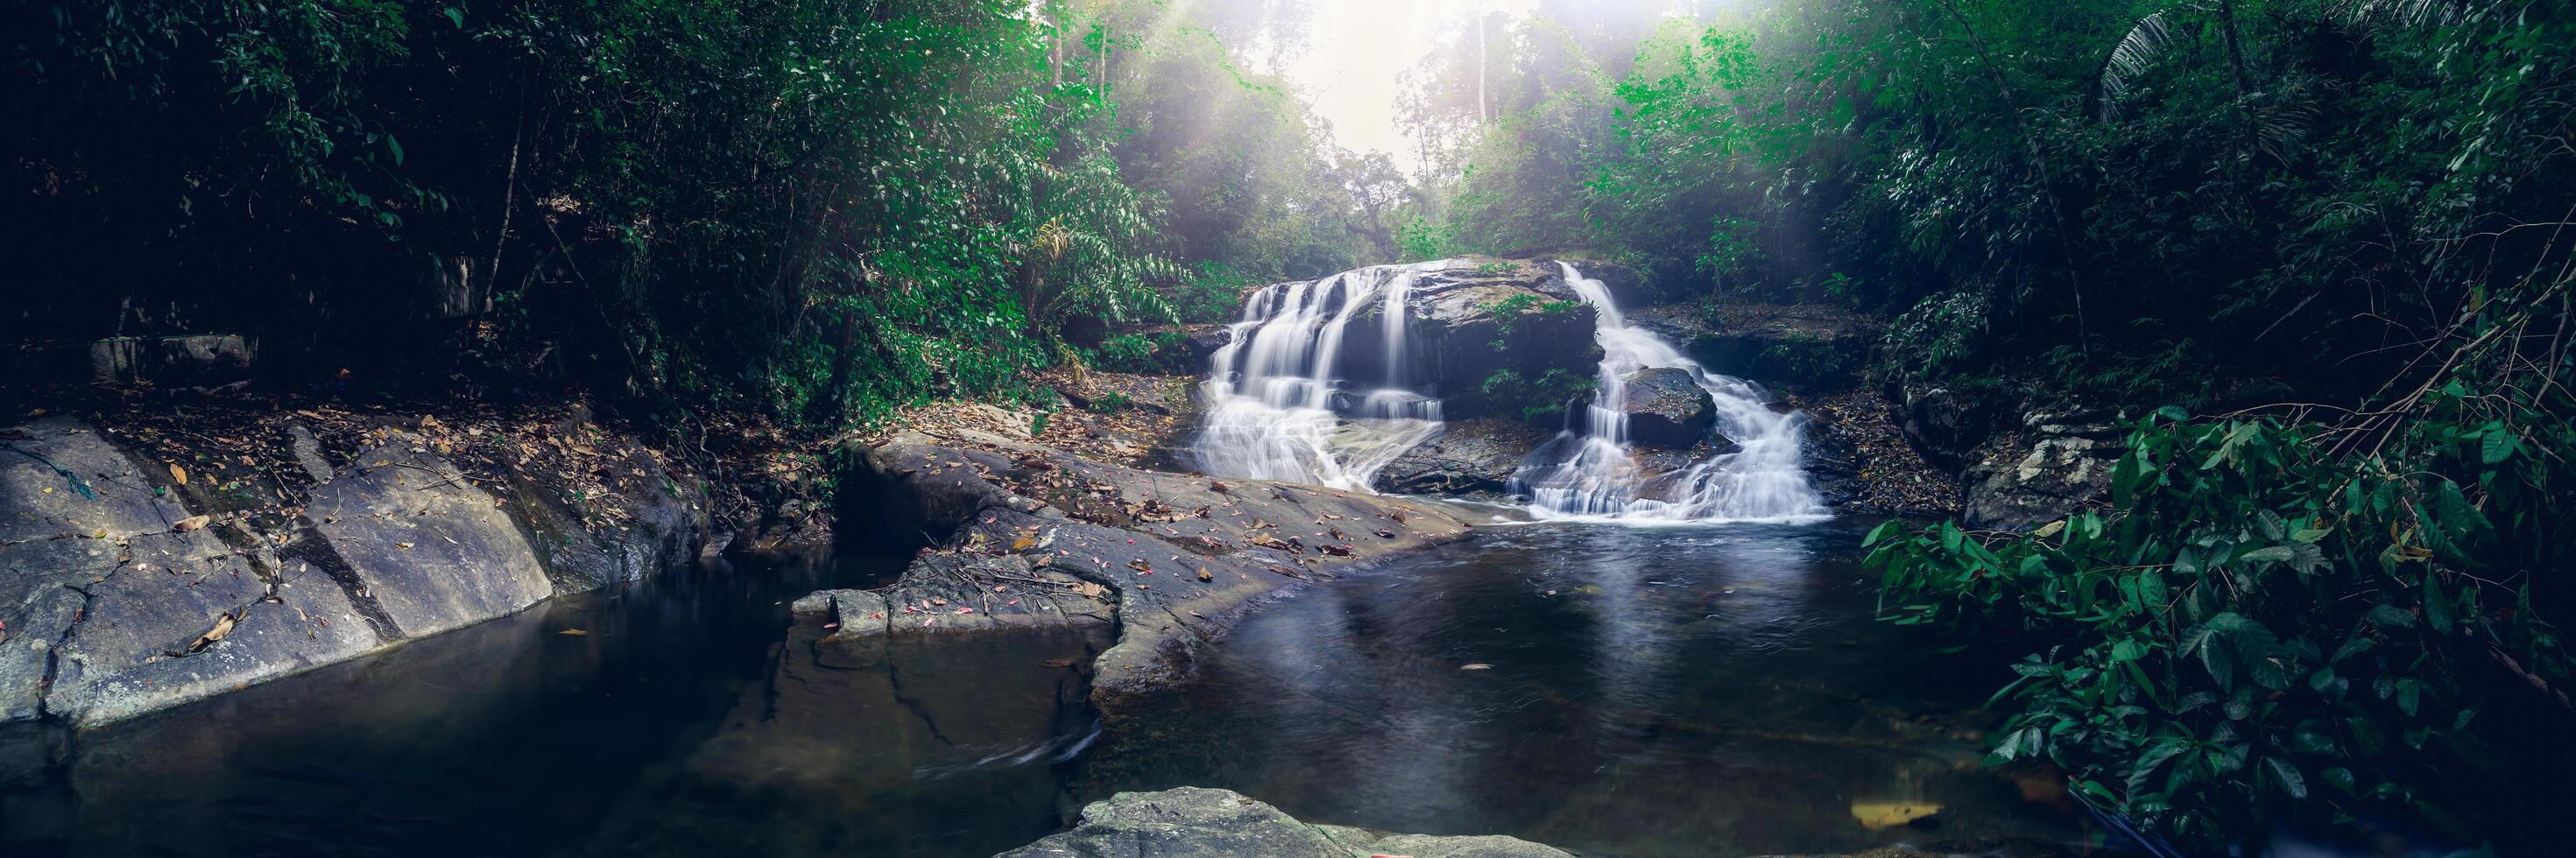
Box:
24;517;2088;857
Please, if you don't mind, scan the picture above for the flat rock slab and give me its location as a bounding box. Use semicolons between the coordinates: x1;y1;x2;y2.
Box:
1;411;702;732
306;434;552;641
811;441;1473;699
996;786;1573;858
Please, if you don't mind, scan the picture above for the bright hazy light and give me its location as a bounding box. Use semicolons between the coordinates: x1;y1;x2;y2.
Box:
1260;0;1539;158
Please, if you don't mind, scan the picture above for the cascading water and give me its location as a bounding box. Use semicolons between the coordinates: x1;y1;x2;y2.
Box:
1191;264;1444;491
1512;262;1827;522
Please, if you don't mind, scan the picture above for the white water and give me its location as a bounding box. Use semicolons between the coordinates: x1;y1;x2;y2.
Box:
1192;264;1444;491
1512;262;1827;522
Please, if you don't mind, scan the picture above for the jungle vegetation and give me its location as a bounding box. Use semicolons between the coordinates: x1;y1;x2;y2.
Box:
11;0;2572;852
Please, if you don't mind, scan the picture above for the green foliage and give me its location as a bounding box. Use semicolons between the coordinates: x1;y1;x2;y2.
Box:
11;0;1382;433
1475;368;1594;425
1086;332;1184;376
1871;381;2574;848
1169;262;1262;325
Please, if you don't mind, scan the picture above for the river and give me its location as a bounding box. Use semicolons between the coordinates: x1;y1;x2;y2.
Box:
15;517;2086;857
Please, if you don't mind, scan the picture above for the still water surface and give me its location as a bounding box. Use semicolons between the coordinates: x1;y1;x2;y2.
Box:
21;518;2083;856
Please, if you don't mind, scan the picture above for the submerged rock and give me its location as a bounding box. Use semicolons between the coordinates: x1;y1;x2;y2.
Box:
1614;366;1717;447
814;438;1471;700
995;786;1573;858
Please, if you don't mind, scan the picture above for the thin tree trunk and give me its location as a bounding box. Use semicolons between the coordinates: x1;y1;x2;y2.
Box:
1933;0;2091;353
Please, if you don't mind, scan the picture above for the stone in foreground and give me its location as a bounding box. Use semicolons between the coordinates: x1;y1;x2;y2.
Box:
996;786;1572;858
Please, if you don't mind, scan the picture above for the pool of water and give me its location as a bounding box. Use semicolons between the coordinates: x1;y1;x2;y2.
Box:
1083;518;2085;855
7;518;2088;857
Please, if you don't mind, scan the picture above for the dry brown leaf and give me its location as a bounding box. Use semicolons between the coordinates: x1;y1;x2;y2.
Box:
188;613;237;652
558;629;589;636
169;463;187;485
172;515;210;532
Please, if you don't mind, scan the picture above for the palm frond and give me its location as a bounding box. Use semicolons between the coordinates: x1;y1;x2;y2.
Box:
2329;0;2464;30
2096;11;2176;122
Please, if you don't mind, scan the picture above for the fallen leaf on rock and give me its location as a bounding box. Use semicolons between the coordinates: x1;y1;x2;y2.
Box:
396;542;414;550
187;613;237;652
170;463;187;485
558;629;589;636
1850;799;1943;829
172;515;210;532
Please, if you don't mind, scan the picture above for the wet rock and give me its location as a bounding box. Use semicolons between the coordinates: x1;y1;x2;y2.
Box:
1373;418;1549;500
285;424;335;484
306;434;553;642
996;786;1573;858
1628;303;1881;391
1898;382;2007;474
1244;259;1597;415
493;436;704;591
0;411;708;731
1615;367;1716;447
820;439;1471;701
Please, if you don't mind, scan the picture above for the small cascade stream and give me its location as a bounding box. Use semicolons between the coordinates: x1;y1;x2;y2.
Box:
1191;259;1826;523
1513;262;1827;522
1191;264;1444;490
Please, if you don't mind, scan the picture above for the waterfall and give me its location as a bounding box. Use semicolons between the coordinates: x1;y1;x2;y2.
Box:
1512;262;1827;522
1191;264;1443;491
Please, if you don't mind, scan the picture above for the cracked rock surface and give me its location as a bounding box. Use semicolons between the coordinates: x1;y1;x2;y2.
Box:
806;438;1474;700
1;413;706;732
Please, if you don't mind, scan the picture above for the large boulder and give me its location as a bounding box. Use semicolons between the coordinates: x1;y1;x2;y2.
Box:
1222;259;1600;418
1614;367;1715;447
996;786;1574;858
1373;418;1550;500
1897;381;2008;474
0;407;709;732
1629;302;1882;391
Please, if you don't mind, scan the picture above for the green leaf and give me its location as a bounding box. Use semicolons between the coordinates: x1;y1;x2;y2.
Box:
386;135;405;166
443;7;465;28
2264;757;2308;800
2481;430;2512;464
2424;578;2454;634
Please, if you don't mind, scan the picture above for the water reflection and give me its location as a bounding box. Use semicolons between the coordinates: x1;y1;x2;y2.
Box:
14;552;1104;858
11;521;2083;858
1086;520;2086;856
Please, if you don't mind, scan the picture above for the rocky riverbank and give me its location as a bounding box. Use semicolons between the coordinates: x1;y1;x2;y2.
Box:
799;398;1478;702
0;399;722;735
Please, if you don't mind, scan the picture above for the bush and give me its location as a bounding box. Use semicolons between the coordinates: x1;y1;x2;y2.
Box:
1474;368;1593;425
1867;401;2574;852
